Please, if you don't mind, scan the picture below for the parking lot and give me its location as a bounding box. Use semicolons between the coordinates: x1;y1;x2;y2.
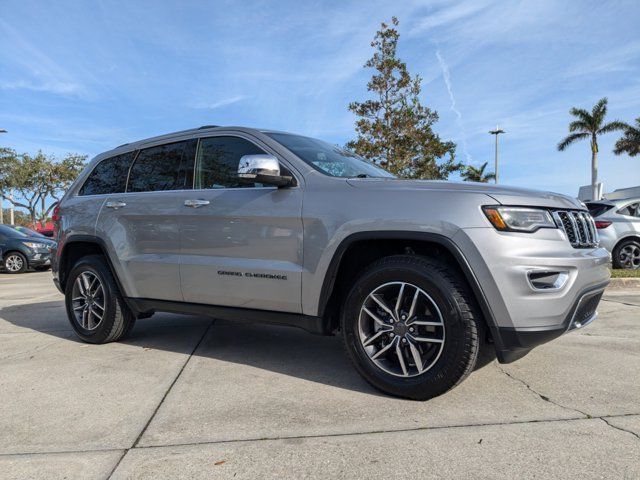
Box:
0;271;638;479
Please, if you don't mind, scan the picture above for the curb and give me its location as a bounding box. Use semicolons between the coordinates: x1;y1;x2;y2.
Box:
606;277;640;291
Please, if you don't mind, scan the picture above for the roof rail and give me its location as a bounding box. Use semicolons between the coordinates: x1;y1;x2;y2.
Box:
198;125;219;129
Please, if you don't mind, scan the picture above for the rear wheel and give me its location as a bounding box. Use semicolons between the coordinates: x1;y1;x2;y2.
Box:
3;252;28;274
64;255;136;343
341;255;481;400
613;239;640;270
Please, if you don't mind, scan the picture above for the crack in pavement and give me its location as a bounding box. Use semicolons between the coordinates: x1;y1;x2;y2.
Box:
2;412;639;459
602;298;640;308
496;365;590;417
106;319;215;479
600;417;640;441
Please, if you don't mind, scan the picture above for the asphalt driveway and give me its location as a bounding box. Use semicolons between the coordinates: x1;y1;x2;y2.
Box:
1;272;638;479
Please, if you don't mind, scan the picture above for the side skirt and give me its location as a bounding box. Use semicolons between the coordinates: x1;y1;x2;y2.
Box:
125;298;331;336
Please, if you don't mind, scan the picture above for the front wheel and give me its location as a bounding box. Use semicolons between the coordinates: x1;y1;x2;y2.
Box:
64;255;136;343
341;255;481;400
3;252;28;273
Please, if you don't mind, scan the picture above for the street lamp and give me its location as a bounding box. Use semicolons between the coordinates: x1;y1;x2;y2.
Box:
489;126;505;184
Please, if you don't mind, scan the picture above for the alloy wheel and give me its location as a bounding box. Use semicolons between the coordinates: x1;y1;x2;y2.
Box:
4;254;24;272
619;244;640;269
358;281;446;378
71;271;106;330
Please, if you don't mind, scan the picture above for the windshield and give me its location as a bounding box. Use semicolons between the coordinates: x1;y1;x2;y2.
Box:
266;133;395;179
14;226;46;238
0;225;28;238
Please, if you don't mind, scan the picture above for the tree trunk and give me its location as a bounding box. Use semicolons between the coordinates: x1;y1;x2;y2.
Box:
591;137;599;200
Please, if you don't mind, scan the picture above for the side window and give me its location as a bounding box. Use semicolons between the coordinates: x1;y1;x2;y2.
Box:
127;140;196;193
79;152;135;196
195;136;268;189
618;203;640;217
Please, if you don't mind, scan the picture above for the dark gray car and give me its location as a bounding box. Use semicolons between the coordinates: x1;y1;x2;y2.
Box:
0;225;55;273
52;126;610;399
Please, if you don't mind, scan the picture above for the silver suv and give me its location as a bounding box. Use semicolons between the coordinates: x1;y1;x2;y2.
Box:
52;126;610;399
587;198;640;269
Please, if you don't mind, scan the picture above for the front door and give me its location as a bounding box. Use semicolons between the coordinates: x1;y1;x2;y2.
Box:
179;135;304;313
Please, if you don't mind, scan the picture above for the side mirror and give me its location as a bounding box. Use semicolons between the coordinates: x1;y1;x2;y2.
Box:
238;154;292;187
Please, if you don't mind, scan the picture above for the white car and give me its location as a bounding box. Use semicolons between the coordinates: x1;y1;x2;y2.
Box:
587;198;640;269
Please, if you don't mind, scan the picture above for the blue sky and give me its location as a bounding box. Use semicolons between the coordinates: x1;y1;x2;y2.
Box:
1;0;639;196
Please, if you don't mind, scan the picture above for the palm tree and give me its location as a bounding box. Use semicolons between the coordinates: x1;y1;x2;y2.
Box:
461;162;496;183
614;117;640;157
557;97;627;200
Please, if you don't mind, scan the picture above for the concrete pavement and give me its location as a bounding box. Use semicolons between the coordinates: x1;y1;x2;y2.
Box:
1;271;638;479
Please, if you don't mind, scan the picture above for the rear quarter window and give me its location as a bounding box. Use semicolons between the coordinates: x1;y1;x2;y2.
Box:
79;152;136;196
617;202;640;218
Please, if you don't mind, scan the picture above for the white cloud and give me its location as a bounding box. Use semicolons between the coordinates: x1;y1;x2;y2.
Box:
411;1;493;34
436;50;472;163
191;95;248;110
565;42;640;78
0;79;83;96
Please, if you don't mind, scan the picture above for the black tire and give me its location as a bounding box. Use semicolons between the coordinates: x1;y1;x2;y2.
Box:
64;255;136;343
341;255;481;400
3;251;28;274
612;238;640;270
35;266;51;271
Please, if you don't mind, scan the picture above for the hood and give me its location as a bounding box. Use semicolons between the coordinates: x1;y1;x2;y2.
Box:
345;178;584;210
20;237;57;247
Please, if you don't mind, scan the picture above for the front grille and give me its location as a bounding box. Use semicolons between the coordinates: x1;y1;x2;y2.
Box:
569;291;603;329
553;210;598;248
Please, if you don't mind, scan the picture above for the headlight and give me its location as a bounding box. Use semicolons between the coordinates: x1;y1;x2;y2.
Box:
482;206;556;232
23;242;47;250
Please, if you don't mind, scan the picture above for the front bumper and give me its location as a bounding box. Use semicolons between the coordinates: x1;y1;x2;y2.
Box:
453;227;610;362
495;283;605;362
27;252;52;267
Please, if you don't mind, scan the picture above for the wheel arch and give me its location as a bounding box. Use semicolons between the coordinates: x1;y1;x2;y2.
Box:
613;234;640;250
58;236;123;294
317;231;500;343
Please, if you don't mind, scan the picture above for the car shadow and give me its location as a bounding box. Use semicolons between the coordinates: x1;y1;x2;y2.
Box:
0;299;389;398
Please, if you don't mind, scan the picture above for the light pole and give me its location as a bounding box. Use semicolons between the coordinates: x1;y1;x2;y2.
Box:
489;126;505;184
0;129;6;224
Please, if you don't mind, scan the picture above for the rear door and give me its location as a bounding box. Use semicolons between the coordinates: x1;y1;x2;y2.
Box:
179;134;304;313
96;140;196;301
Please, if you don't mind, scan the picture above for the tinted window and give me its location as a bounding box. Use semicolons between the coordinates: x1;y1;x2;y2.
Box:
79;152;135;196
127;140;196;193
195;136;267;189
618;202;640;217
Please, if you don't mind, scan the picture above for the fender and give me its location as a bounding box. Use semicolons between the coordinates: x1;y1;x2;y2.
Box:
316;230;504;349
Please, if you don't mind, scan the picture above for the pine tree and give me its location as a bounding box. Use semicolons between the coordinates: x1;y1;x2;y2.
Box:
347;17;460;179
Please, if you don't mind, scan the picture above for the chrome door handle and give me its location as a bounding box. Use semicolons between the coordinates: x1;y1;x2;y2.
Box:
184;199;210;208
105;201;127;209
